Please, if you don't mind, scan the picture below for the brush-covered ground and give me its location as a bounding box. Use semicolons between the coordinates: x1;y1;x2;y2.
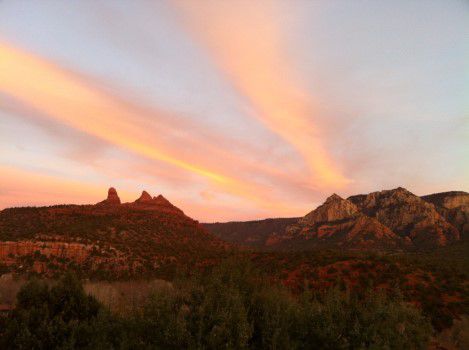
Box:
1;242;468;349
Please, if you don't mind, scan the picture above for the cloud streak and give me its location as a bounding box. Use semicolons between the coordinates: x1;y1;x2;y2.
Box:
172;1;350;190
1;1;464;220
0;42;230;183
0;41;311;216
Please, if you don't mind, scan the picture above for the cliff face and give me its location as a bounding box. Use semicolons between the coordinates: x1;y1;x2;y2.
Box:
300;194;359;224
0;241;92;264
206;188;467;251
348;188;459;247
421;191;469;238
283;194;404;250
422;191;469;210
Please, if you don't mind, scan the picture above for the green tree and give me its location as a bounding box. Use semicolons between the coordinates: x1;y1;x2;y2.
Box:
0;274;115;349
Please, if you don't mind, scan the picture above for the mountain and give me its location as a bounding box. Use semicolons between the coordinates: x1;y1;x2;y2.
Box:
207;188;467;250
301;193;359;223
204;218;299;247
1;186;467;279
280;194;405;250
0;188;227;279
421;191;469;238
348;188;459;248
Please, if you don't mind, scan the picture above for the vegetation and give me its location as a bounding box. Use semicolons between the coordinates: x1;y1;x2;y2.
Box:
0;205;229;280
0;260;434;349
251;245;469;331
0;204;467;348
204;218;298;247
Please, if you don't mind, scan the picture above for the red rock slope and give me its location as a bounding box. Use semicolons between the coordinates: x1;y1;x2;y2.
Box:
0;188;228;278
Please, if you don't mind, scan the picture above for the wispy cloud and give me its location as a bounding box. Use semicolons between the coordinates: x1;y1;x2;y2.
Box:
172;0;350;190
1;1;465;220
0;41;311;217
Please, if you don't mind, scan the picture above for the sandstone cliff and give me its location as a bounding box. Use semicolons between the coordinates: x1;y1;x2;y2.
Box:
207;187;467;250
421;191;469;238
283;194;404;250
348;188;459;247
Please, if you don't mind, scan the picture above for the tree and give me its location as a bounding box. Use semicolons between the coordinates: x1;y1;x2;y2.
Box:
0;273;115;349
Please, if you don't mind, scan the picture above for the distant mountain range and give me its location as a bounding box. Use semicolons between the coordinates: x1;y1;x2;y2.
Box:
0;187;467;278
205;188;468;250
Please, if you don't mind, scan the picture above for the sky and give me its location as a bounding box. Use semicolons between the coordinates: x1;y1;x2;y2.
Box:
0;0;468;222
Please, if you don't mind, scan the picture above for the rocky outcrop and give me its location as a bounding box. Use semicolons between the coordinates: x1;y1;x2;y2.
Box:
284;194;404;250
94;188;186;216
300;194;359;224
153;195;172;206
134;190;153;204
205;187;467;250
348;187;459;247
151;195;185;215
97;187;121;206
130;191;184;215
0;241;92;264
421;191;469;238
422;191;469;210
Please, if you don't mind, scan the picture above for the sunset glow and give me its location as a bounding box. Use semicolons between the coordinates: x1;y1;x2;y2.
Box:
0;1;467;221
175;1;350;188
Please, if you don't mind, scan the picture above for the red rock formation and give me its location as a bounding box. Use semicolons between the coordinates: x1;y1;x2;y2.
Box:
422;191;469;209
0;241;92;264
97;187;121;205
93;188;186;216
207;188;466;250
134;190;153;203
0;186;227;277
300;194;359;224
421;191;469;238
283;194;404;249
348;187;459;247
151;195;185;215
128;191;185;215
153;194;171;206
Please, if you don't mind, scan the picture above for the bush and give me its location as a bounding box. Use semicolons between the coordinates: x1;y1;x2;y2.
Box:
0;261;433;349
300;289;432;349
0;273;113;349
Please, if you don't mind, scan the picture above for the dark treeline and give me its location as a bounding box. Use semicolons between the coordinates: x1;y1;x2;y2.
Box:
0;259;433;349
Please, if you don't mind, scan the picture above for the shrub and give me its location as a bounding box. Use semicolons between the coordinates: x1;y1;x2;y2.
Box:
0;273;111;349
0;261;433;349
300;289;432;349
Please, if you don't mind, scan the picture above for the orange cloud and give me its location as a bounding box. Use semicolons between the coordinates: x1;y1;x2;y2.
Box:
0;41;307;215
172;1;350;189
0;43;229;184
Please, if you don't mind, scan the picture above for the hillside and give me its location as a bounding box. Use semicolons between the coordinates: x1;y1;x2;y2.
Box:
0;188;228;279
204;217;299;247
348;188;460;248
207;188;468;250
422;191;469;238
